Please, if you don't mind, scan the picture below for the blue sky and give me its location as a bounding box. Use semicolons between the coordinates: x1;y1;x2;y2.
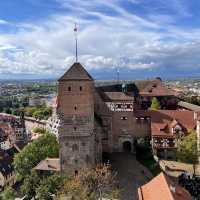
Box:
0;0;200;80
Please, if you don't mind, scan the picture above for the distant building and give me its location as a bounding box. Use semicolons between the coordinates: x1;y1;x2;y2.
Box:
0;113;27;148
46;97;60;137
137;172;192;200
29;97;45;107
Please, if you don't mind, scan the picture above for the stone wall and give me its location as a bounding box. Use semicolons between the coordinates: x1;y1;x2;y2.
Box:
58;80;97;175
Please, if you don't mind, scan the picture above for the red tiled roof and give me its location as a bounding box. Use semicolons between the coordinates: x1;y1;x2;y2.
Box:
103;92;134;101
149;110;197;137
138;79;176;97
138;172;192;200
58;62;93;81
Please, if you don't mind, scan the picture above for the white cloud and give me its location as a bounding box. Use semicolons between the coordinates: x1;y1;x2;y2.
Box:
0;19;9;25
0;0;199;78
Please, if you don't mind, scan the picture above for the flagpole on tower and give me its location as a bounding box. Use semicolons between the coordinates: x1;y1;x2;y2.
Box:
74;23;78;63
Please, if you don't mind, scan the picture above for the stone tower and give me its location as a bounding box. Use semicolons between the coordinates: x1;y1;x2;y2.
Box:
57;62;96;174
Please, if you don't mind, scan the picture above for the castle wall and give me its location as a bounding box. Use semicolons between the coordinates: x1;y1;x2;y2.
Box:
111;111;150;152
94;91;112;153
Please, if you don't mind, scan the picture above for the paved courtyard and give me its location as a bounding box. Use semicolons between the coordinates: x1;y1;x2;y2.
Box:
110;153;153;200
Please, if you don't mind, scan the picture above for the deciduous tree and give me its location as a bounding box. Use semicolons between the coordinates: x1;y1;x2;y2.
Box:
177;131;198;174
150;97;161;110
56;165;119;200
1;187;16;200
13;133;59;180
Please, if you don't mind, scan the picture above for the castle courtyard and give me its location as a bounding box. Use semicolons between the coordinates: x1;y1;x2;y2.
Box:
110;153;153;200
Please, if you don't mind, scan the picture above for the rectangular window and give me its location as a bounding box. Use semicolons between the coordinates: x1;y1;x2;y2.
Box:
117;104;121;108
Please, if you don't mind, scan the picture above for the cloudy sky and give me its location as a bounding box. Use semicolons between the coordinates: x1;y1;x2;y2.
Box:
0;0;200;80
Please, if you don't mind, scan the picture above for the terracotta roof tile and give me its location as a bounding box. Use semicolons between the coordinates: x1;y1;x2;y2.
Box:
138;172;192;200
103;92;134;101
58;62;93;81
149;110;197;137
136;79;176;97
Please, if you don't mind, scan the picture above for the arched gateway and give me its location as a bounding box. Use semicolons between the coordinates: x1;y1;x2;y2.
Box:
123;141;132;152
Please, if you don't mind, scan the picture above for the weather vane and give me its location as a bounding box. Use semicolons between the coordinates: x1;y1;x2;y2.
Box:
74;23;78;63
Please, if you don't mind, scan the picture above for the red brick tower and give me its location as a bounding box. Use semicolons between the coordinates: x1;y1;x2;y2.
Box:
57;62;96;174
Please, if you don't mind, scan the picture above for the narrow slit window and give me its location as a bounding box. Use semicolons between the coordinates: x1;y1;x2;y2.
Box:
121;116;128;120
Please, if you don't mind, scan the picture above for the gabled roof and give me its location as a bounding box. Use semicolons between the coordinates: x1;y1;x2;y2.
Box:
138;172;192;200
149;110;197;137
135;79;176;97
58;62;93;81
103;92;135;102
34;158;60;172
178;101;200;111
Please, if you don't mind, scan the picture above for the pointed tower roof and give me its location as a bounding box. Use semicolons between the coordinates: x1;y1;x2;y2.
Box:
58;62;93;81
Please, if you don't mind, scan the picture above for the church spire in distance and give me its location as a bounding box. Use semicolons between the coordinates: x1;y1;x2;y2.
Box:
74;23;78;63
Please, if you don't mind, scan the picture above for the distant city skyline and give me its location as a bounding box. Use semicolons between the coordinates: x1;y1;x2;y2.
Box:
0;0;200;79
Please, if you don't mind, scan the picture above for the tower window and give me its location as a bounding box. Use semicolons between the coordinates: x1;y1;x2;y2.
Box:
86;155;90;163
68;86;71;91
74;159;78;164
121;116;128;120
75;170;78;176
82;142;86;146
72;144;79;151
80;86;82;91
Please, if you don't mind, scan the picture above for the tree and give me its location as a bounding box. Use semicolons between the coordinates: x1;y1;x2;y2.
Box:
150;97;161;110
33;110;44;120
4;108;12;114
56;165;119;200
20;171;63;200
1;187;16;200
36;175;64;200
13;133;59;180
177;131;198;174
32;127;47;134
21;171;40;199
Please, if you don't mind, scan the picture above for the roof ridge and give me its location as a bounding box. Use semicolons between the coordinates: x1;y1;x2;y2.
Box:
58;62;93;81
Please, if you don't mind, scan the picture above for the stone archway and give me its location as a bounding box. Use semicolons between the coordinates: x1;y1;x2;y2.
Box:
119;135;134;153
123;141;132;153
